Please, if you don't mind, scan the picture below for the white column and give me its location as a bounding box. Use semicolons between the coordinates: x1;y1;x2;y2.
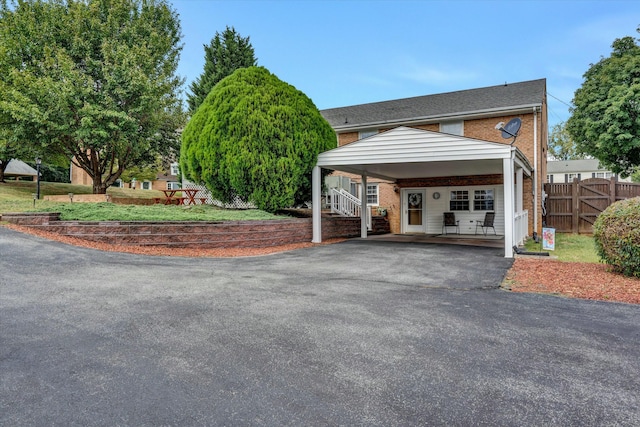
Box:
503;157;514;258
312;166;322;243
516;167;523;214
361;173;368;239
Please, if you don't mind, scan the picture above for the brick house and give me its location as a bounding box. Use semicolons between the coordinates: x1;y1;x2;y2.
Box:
70;161;181;191
312;79;548;258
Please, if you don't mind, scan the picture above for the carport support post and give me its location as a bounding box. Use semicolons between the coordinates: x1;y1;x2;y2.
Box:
361;173;368;238
503;157;514;258
312;166;322;243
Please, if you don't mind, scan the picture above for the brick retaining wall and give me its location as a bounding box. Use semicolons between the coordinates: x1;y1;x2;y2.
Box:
1;212;390;248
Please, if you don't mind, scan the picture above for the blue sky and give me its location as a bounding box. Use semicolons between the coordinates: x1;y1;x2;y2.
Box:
172;0;639;128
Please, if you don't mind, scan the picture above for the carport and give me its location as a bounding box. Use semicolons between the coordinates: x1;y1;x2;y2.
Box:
311;127;532;258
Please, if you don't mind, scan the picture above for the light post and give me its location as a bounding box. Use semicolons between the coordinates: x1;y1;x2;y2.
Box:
35;157;41;200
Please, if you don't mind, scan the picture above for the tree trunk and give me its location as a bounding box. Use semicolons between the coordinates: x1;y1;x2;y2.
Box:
92;177;108;194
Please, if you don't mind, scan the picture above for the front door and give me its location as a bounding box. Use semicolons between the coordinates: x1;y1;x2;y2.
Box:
402;189;427;233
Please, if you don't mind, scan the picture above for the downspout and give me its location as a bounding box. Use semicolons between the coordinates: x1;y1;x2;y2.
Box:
533;106;538;234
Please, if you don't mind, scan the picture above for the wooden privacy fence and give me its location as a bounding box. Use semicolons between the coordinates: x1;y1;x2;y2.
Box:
544;177;640;233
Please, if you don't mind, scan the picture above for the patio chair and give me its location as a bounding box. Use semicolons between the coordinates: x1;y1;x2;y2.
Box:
475;212;496;235
442;212;460;235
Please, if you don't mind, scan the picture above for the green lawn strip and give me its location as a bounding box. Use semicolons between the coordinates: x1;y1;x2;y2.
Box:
524;233;600;263
0;182;285;221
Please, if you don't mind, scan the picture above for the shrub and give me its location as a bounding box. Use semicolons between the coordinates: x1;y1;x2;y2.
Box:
593;197;640;277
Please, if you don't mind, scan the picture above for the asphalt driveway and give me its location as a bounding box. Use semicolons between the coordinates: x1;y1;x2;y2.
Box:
1;227;639;426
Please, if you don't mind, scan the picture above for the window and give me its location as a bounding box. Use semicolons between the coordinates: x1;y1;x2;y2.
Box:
440;121;463;136
474;189;494;211
366;184;379;206
141;181;152;190
113;179;123;188
449;190;469;211
359;129;377;139
167;181;181;190
593;172;612;179
170;162;179;176
547;174;553;183
565;173;581;182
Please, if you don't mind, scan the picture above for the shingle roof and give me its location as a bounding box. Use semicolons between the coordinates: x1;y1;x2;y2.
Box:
547;159;604;173
4;159;37;177
320;78;546;129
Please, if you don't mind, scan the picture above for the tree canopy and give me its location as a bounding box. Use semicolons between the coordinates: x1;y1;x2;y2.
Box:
567;28;640;177
187;26;256;115
548;121;583;160
0;0;185;193
180;66;336;213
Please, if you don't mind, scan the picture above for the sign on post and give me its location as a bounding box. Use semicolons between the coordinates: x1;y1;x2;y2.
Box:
542;227;556;251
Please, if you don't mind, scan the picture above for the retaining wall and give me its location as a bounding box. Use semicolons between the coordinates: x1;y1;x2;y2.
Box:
1;212;390;248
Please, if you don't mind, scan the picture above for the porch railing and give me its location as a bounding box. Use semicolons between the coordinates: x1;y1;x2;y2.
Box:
328;188;372;230
329;188;361;217
514;210;528;246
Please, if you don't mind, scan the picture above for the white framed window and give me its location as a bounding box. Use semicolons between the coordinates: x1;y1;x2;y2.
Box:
593;172;612;179
547;174;553;183
359;129;377;139
167;181;181;190
449;190;469;211
366;184;379;206
566;173;581;182
440;120;464;136
141;181;152;190
113;179;123;188
474;189;494;211
170;162;179;176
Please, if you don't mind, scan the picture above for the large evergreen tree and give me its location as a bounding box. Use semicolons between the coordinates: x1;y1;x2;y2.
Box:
180;66;336;213
187;26;256;115
567;28;640;177
0;0;185;193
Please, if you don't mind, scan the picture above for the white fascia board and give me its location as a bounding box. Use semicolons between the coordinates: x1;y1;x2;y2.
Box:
513;148;533;175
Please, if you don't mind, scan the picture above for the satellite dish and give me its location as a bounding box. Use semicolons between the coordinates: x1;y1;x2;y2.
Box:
498;118;521;139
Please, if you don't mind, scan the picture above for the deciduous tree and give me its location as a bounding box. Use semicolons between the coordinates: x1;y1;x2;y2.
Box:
0;0;185;193
180;66;335;213
548;122;583;160
567;28;640;177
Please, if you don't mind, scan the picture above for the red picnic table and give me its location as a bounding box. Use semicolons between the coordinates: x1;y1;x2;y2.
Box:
181;188;200;205
156;189;184;205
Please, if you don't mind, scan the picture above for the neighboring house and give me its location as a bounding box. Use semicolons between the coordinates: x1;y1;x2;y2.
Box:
4;159;38;180
312;78;548;258
70;162;181;190
547;159;631;183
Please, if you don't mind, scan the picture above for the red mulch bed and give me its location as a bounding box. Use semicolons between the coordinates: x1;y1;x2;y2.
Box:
505;257;640;304
2;223;345;258
4;223;639;304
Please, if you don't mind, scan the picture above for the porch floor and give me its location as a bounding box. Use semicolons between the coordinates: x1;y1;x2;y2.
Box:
361;233;505;248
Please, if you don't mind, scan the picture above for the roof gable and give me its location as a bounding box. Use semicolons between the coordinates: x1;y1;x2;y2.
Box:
317;127;531;180
5;159;37;177
321;79;546;129
319;126;511;165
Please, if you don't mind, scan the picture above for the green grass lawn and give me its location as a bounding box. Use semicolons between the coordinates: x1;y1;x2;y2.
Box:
0;181;284;221
524;232;600;263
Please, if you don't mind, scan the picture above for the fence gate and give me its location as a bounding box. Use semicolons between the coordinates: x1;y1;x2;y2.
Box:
544;177;640;234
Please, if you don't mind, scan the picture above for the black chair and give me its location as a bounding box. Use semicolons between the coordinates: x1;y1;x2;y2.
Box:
442;212;459;235
475;212;496;235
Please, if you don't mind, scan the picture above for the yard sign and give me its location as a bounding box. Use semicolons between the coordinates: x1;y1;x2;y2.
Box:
542;227;555;251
